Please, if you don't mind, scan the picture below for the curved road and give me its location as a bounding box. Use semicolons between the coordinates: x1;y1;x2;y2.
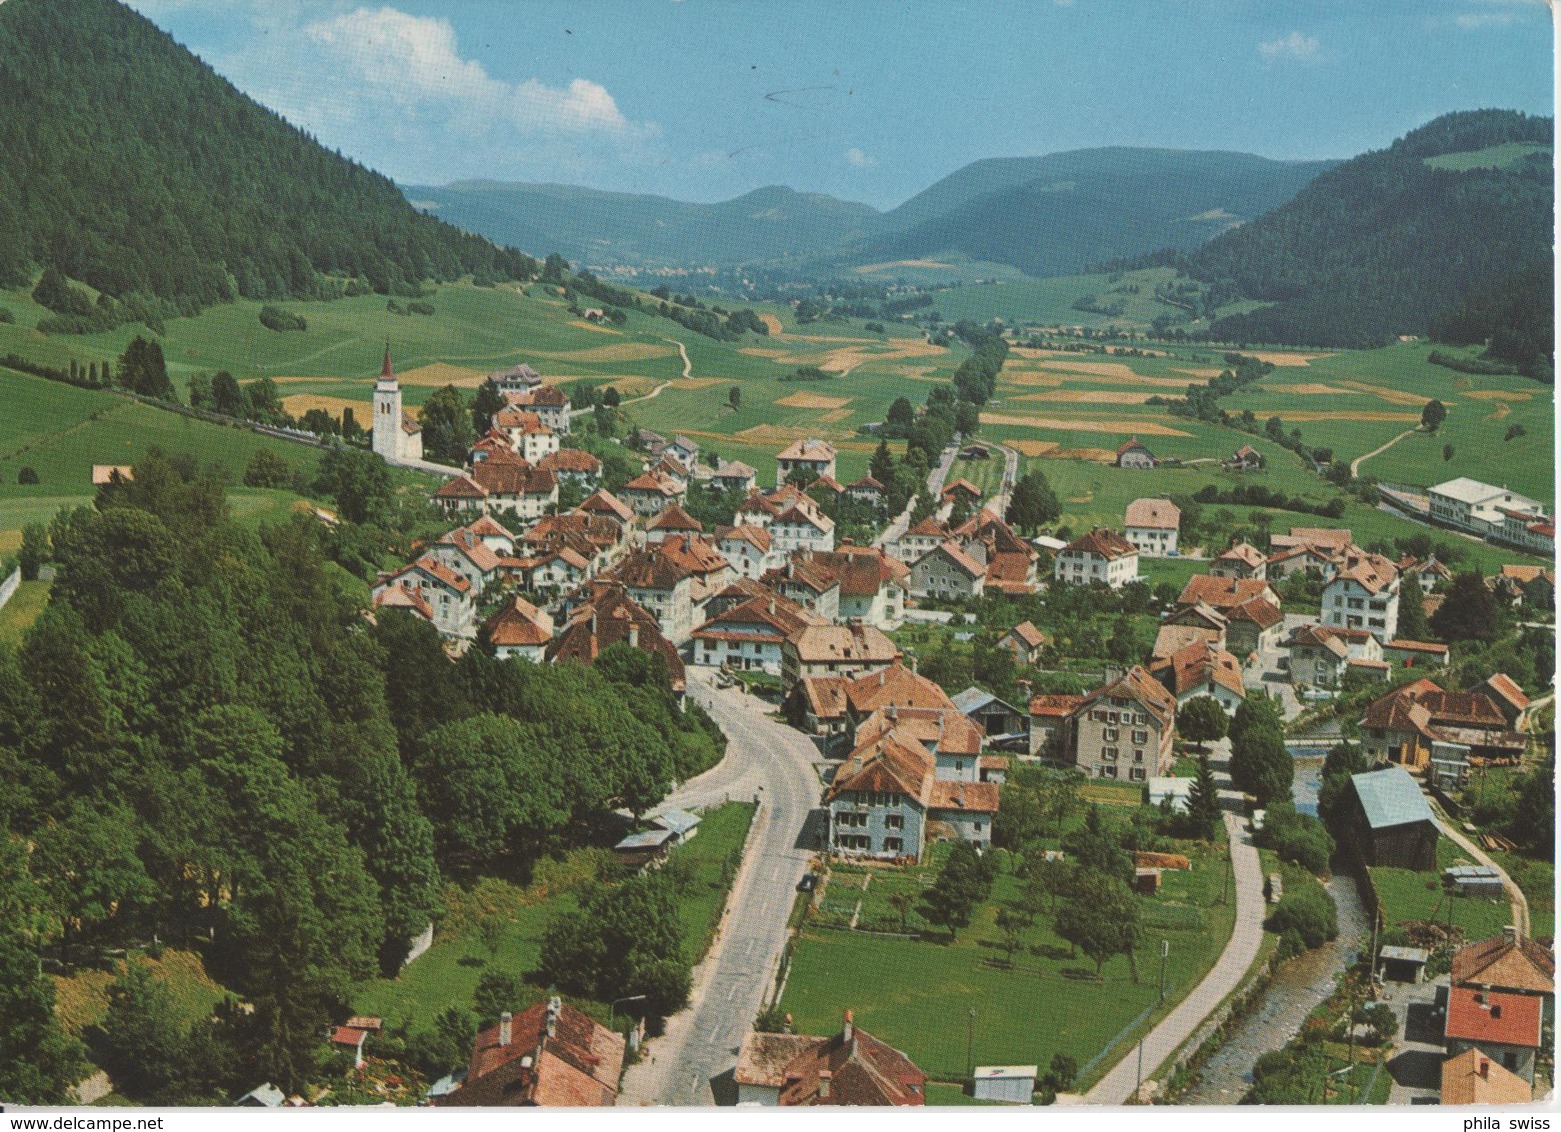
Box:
618;671;823;1106
1350;427;1418;477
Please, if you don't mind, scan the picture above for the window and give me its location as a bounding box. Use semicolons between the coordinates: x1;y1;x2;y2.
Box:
974;822;984;834
886;814;903;830
1130;767;1146;781
1103;747;1119;761
884;837;903;853
1132;730;1148;745
1100;765;1118;779
1134;749;1145;762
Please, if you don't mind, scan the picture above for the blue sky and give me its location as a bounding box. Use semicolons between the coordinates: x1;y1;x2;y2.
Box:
127;0;1553;209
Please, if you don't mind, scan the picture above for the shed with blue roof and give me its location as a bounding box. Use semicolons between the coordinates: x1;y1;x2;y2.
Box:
1343;765;1439;870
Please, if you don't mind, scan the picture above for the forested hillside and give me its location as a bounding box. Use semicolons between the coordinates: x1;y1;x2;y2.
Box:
0;453;722;1101
853;148;1335;278
406;182;881;269
0;0;535;316
1183;110;1553;349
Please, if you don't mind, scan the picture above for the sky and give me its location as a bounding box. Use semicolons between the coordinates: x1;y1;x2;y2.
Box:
126;0;1554;210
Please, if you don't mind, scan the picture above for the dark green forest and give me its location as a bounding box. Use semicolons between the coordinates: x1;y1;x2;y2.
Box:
0;0;536;318
0;453;722;1102
1178;110;1553;351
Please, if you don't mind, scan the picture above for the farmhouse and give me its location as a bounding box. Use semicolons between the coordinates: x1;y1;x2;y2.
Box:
435;998;624;1107
957;512;1041;594
578;488;635;527
890;516;952;566
488;362;543;394
1222;596;1284;657
734;1013;926;1107
1357;678;1526;768
1226;443;1263;470
372;557;475;639
1053;528;1139;589
1114;438;1157;469
536;447;602;487
709;458;758;494
1339;766;1438;870
780;623;902;695
1123;498;1181;558
940;479;982;508
1155;602;1228;658
775;437;837;487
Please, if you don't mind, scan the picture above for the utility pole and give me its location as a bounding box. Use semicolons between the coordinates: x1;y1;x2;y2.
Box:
1159;939;1169;1002
967;1008;976;1080
1136;1037;1145;1098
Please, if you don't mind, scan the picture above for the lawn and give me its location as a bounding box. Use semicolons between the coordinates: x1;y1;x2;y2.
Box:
0;578;50;646
779;835;1236;1092
354;802;756;1038
53;948;229;1037
1368;837;1513;942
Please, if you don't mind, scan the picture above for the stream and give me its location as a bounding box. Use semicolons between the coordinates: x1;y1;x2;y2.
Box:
1176;757;1371;1105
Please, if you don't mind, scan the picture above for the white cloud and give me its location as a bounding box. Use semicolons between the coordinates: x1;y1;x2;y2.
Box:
1455;10;1516;28
304;7;647;136
1258;30;1319;61
844;147;877;168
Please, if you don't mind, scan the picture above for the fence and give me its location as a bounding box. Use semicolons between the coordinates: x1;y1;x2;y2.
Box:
0;566;20;614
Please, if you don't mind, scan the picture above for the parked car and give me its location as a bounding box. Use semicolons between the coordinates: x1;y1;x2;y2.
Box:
796;873;819;893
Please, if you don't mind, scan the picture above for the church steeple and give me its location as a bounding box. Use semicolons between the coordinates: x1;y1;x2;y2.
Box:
381;342;395;382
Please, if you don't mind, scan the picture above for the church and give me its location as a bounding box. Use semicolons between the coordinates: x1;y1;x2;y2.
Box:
372;347;423;463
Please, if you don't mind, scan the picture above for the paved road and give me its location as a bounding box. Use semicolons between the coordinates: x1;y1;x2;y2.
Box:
985;440;1021;520
618;671;823;1106
875;439;960;549
1085;808;1266;1105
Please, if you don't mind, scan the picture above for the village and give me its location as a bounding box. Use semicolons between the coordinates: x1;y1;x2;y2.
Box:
326;349;1556;1109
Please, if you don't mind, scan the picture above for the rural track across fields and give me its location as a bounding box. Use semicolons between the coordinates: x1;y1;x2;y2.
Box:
1350;427;1419;477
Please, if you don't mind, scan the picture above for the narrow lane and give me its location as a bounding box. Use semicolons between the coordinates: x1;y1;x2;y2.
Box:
618;672;822;1105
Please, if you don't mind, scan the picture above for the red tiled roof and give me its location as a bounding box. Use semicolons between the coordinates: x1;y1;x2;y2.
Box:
787;624;901;666
1225;597;1283;629
1440;1047;1532;1106
777;437;837;462
1029;693;1085;718
924;539;985;578
578;489;634;523
737;1020;926;1107
648;502;703;532
484;596;552;648
439;1000;624;1108
1062;527;1137;561
1384;638;1449;655
435;473;488;499
1115;437;1153;457
538;448;602;474
1177;575;1274;610
826;731;934;805
928;779;1001;813
904;516;951;539
1124;498;1180;529
1150;638;1246;699
1216;541;1267;569
1080;665;1177;728
1451;932;1555;993
940;478;981;500
1444;986;1543;1049
1005;621;1047;649
470;458;556;498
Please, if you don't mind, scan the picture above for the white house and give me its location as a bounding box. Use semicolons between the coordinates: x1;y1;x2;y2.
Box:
713;525;781;580
1053;528;1139;589
492;408;560;464
775;437;837;487
503;383;571;436
372;557;475;639
1123;498;1181;558
769;503;836;554
1429;477;1547;538
1322;550;1401;642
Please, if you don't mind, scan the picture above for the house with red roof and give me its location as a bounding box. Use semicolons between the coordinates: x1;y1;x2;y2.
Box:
1028;693;1085;760
548;582;686;695
536;446;602;488
1357;678;1528;769
770;502;836;555
436;998;624;1107
1452;927;1555;997
998;621;1048;665
1123;497;1180;557
775;437;837;487
483;596;555;662
1444;986;1544;1085
1150;638;1246;714
372;557;476;639
504;382;571;436
619;468;686;517
1069;666;1177;782
645;502;703;545
1322;549;1402;641
889;515;952;566
713;524;781;581
1114;438;1157;469
845;475;886;507
1054;528;1139;590
492;407;560;464
940;478;982;508
1223;595;1284;657
1211;540;1268;581
690;585;826;675
735;1012;925;1106
709;458;758;495
910;539;987;599
432;449;558;521
1439;1047;1533;1106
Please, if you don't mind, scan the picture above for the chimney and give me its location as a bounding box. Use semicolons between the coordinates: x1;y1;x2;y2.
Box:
546;996;561;1038
1503;925;1518;945
499;1011;513;1048
783;1013;794;1034
628;622;639;648
818;1070;832;1099
843;1010;854;1044
879;670;886;688
1479;1058;1490;1080
1491;1004;1502;1020
770;598;777;615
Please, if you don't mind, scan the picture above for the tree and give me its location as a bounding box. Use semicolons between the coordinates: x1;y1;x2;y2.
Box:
1421;398;1447;432
472;968;525;1024
886;890;915;934
919;842;994;940
728;385;741;411
1007;470;1061;532
1265;883;1337;948
117;336;174;400
593;402;616;438
1442;443;1455;461
420;384;475;465
243;448;293;489
210;371;248;418
1186;754;1222;841
16;466;38;485
31;799;154;950
1394;581;1432;641
1054;870;1140;978
17;522;49;580
870;439;896;487
1060;805;1133;884
471;378;506;435
96;962;216;1104
994;906;1032;965
1178;696;1228;751
1229;723;1293;805
885;396;915;433
1431;572;1503;642
317;444;393;525
1256;805;1334;874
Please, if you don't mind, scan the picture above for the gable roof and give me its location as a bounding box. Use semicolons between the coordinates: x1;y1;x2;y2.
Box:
372;582;433;622
827;729;935;804
1444;985;1543;1049
647;502;703;532
854;705;983;757
904;516;951;540
1177;575;1275;610
1290;623;1351;659
1349;766;1435;830
1124;498;1180;529
1150;638;1246;699
505;383;568;407
1029;693;1086;719
1061;527;1137;561
806;547;911;597
1216;541;1267;569
941;478;982;500
839;660;953;715
1476;673;1529;714
1440;1047;1532;1106
1115;437;1153;457
537;448;603;475
578;489;634;523
469;457;556;498
1004;621;1047;649
736;1021;926;1107
1079;665;1177;728
787;624;901;667
484;596;552;648
920;540;986;579
715;523;773;554
547;582;685;692
441;999;624;1108
1451;931;1555;994
928;779;1002;814
435;473;488;500
1224;596;1283;630
777;437;837;462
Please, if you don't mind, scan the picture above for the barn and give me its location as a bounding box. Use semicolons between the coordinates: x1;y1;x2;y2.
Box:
1342;766;1439;870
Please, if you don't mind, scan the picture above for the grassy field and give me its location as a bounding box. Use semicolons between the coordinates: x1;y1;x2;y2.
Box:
354;802;754;1037
1368;837;1513;942
0;578;50;646
780;835;1236;1091
53;949;229;1037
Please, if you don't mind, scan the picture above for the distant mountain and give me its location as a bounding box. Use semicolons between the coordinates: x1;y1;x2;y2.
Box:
403;181;881;269
1185;110;1553;349
856;148;1337;277
0;0;533;310
407;148;1334;279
